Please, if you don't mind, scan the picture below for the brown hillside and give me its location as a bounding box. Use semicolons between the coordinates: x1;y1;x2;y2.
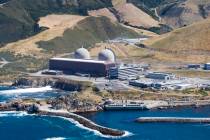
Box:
160;0;210;28
88;8;118;22
0;15;86;57
115;3;159;28
112;0;126;7
144;18;210;63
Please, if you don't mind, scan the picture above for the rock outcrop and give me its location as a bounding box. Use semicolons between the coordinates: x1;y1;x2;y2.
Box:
12;77;91;91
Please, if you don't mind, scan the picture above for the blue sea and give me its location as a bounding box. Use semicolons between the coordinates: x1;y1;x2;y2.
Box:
0;86;210;140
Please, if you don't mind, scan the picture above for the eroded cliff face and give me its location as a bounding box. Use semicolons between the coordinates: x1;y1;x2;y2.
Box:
12;77;91;91
10;76;101;112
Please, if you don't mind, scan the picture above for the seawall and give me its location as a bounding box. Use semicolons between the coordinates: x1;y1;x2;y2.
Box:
135;117;210;123
37;110;125;137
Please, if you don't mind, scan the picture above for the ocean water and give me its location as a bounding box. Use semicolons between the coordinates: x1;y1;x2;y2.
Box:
0;86;210;140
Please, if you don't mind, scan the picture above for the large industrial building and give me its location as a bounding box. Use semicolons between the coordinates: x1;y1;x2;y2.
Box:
49;48;117;77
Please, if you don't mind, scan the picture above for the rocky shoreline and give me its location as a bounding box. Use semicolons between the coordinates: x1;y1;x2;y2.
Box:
12;76;91;91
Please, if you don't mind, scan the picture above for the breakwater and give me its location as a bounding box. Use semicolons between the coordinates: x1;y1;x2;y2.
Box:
0;102;125;137
135;117;210;123
37;110;125;137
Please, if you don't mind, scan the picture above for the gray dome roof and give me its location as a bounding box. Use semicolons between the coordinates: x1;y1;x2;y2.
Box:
98;49;115;62
74;48;90;59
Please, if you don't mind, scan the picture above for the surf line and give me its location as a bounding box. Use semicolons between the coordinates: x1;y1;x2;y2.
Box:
0;86;53;95
0;110;131;138
36;110;128;138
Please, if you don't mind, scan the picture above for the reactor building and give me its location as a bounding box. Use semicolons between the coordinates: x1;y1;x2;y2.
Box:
49;48;117;77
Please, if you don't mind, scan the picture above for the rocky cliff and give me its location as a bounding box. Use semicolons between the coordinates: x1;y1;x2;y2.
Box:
12;76;91;91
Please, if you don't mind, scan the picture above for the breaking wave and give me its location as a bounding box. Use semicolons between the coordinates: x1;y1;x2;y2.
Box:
0;86;53;95
44;137;66;140
0;111;28;117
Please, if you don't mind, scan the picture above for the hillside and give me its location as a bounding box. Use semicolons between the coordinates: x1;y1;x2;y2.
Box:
144;18;210;63
88;8;118;22
1;0;210;80
0;14;86;57
1;0;210;45
112;0;126;7
0;0;113;45
159;0;210;28
37;16;140;54
127;0;210;29
114;3;159;28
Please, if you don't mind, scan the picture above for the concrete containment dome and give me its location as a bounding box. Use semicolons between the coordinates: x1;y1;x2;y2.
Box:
74;48;90;59
98;49;115;62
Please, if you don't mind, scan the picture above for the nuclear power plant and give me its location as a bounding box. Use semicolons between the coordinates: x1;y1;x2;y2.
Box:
49;48;117;77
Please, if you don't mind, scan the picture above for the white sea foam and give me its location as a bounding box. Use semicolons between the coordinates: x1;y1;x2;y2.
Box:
44;137;66;140
0;86;53;95
0;111;28;117
59;116;133;139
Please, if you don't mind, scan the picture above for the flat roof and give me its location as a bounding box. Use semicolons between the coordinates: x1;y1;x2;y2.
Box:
147;72;174;76
50;58;114;64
